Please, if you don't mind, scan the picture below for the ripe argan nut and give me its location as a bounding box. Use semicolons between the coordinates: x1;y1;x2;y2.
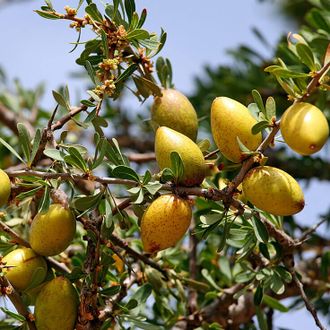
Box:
280;102;329;155
155;126;206;186
35;276;78;330
141;194;192;253
0;169;11;207
151;89;198;141
242;166;304;216
29;204;76;256
211;97;262;163
2;247;47;292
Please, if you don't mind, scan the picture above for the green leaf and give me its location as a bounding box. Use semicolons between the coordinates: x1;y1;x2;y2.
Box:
132;188;144;204
126;29;149;41
38;185;50;213
115;64;138;84
251;217;269;243
263;294;289;312
17;123;31;163
296;43;316;71
92;138;107;169
270;271;285;295
137;8;147;28
130;283;152;304
30;128;42;164
321;250;330;280
251;120;269;135
236;137;251;153
104;139;129;166
120;315;164;330
73;192;103;211
254;285;264;306
101;285;121;296
160;168;175;183
170;151;184;184
252;89;265;114
85;3;103;23
0;308;25;322
125;299;138;310
259;242;271;260
35;10;60;20
0;136;25;163
65;147;88;172
265;96;276;120
101;30;109;59
124;0;135;23
52;90;70;111
85;61;96;85
144;182;162;195
255;307;268;330
201;268;221;290
43;148;66;161
275;266;292;283
112;165;140;182
81;99;96;107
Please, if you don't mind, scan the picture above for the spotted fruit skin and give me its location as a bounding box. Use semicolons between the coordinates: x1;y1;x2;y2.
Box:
29;204;76;256
280;102;329;155
155;127;206;186
141;194;192;253
242;166;304;216
0;169;11;207
151;89;198;141
35;276;78;330
211;97;262;163
2;248;47;291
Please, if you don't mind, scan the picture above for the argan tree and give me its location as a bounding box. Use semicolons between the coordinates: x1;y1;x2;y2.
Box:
0;1;329;329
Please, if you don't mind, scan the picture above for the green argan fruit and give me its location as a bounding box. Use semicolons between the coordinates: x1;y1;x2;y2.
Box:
280;102;329;155
151;89;198;141
141;194;192;253
211;97;262;163
155;126;206;186
35;276;78;330
242;166;305;216
0;169;11;207
29;204;76;256
2;248;47;292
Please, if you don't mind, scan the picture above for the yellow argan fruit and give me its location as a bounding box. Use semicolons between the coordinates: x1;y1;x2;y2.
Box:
0;169;11;207
151;89;198;141
155;126;206;186
218;178;246;203
280;102;329;155
29;204;76;256
242;166;305;216
2;248;47;292
211;97;262;163
35;276;78;330
141;194;192;253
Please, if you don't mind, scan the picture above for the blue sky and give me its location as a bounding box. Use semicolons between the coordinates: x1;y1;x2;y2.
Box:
0;1;329;329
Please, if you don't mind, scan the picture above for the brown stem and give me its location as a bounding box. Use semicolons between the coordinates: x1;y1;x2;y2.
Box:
127;152;156;163
107;234;168;278
188;218;198;316
0;277;36;330
284;255;326;330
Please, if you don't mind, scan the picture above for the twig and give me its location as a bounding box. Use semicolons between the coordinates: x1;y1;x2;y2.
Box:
188;217;198;314
127;152;155;163
298;217;328;244
107;234;168;278
0;277;36;330
284;255;327;330
204;149;219;160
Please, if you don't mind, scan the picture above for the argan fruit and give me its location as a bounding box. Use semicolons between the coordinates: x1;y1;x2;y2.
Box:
2;248;47;292
211;97;262;163
29;204;76;256
242;166;304;216
155;126;206;186
151;89;198;141
0;169;11;207
280;102;329;155
141;194;192;253
35;276;78;330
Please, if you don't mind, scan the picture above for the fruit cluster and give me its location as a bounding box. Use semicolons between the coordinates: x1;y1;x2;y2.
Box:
141;90;329;253
0;175;78;330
